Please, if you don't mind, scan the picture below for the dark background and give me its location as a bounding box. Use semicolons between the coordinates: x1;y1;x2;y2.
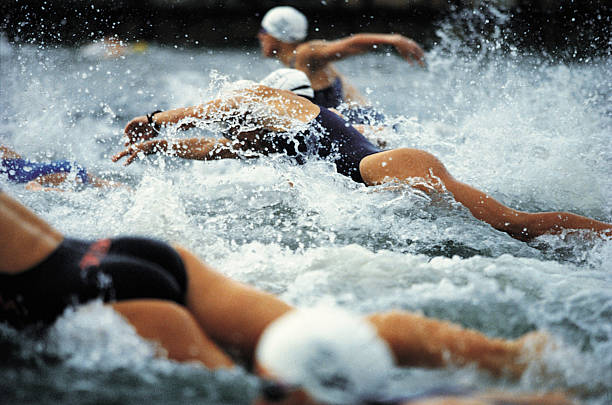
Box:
1;0;611;58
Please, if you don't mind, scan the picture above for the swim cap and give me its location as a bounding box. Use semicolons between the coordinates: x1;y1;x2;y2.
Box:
260;6;308;43
260;68;314;99
256;306;394;405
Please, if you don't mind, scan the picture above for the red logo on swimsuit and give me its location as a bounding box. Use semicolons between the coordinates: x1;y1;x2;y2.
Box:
79;239;111;270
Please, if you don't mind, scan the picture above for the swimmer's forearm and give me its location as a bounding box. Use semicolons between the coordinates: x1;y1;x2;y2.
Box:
327;34;408;57
148;107;202;131
367;311;526;377
167;138;240;160
312;33;423;67
150;98;241;131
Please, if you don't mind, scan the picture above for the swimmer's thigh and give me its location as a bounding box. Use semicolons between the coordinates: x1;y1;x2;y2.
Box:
359;148;451;191
172;245;293;361
111;299;234;368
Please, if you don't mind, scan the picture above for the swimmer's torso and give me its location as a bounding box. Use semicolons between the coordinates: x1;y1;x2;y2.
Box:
234;105;381;183
0;157;88;184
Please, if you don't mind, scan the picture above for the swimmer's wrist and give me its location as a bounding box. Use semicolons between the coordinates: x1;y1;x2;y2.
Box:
146;110;163;131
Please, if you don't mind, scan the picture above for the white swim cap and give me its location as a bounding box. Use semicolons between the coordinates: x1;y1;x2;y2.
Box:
256;306;395;405
260;68;314;99
261;6;308;43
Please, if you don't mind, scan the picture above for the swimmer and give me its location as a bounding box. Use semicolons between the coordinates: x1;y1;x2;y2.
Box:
257;6;425;108
0;190;575;405
1;145;120;190
254;308;574;405
114;84;612;241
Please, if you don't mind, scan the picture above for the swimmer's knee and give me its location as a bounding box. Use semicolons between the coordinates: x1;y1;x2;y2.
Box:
401;148;450;179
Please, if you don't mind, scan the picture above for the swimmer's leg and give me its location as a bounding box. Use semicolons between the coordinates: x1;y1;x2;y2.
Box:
172;245;293;363
0;192;63;272
111;299;234;369
174;244;547;377
359;148;612;240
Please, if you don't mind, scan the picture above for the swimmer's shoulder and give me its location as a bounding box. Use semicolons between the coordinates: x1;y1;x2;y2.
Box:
295;40;329;65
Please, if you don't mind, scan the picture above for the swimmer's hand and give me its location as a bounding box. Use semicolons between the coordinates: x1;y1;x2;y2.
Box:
112;139;168;166
124;116;159;146
394;35;425;67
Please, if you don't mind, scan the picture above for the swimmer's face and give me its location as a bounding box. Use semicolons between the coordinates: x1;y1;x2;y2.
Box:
258;31;280;58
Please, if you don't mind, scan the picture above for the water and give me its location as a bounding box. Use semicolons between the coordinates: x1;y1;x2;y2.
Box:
1;12;611;404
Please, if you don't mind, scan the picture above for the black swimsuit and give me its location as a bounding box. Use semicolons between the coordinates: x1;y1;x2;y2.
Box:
0;237;187;329
264;107;381;183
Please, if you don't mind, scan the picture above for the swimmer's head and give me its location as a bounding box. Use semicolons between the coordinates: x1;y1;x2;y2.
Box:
255;306;394;404
260;6;308;44
260;68;314;99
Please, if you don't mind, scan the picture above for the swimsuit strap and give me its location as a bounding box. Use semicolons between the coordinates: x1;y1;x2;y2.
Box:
312;77;344;108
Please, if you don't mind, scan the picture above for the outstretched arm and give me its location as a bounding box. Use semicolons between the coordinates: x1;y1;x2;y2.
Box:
112;137;241;166
123;97;242;145
299;33;425;68
367;310;546;378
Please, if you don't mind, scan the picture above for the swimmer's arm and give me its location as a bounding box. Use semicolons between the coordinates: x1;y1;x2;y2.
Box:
124;97;243;145
300;34;425;67
112;137;241;165
367;311;547;378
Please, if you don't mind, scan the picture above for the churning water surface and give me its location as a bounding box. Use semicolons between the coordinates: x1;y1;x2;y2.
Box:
1;13;611;405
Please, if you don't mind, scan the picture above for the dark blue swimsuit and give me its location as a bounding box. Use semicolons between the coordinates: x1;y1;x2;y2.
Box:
0;237;187;329
1;158;88;184
312;77;344;108
266;107;381;183
310;77;386;125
